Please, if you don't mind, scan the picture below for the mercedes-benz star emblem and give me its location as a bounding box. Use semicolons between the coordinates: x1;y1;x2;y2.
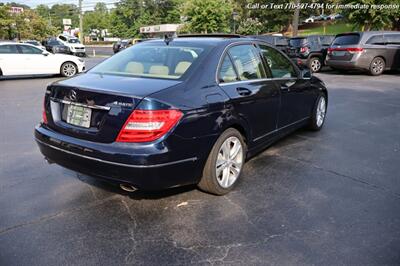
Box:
69;90;77;101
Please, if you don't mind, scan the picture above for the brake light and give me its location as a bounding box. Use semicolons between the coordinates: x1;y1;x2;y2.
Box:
116;109;183;142
42;98;48;124
300;47;309;53
328;47;363;54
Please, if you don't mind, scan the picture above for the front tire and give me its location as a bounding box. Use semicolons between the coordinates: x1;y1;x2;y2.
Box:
60;62;77;77
309;94;327;131
198;128;246;195
369;57;385;76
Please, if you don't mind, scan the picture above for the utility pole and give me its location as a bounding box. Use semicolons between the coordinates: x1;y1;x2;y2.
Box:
292;0;300;37
78;0;83;43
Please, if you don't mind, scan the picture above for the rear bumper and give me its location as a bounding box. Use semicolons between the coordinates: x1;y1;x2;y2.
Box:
326;56;370;71
35;124;211;190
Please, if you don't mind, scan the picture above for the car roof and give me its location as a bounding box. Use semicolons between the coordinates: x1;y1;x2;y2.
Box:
142;36;269;47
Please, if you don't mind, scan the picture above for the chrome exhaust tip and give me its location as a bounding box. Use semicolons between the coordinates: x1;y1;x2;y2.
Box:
120;184;138;192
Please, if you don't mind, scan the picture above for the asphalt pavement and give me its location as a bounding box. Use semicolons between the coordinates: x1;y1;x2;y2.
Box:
1;59;399;265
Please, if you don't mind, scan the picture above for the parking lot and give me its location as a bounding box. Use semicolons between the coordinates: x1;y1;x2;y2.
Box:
1;57;399;265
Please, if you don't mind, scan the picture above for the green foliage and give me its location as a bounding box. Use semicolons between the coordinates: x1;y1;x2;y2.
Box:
237;17;263;35
180;0;234;33
341;0;400;31
83;3;111;34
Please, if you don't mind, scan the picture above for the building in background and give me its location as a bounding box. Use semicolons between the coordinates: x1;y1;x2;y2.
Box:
140;24;183;38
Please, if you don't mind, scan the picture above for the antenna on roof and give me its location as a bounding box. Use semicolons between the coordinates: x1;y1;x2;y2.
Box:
164;33;174;45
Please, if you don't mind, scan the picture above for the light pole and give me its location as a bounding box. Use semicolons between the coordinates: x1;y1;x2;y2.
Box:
232;11;238;34
79;0;83;43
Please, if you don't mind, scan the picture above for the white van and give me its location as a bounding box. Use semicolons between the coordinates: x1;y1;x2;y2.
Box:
57;34;86;57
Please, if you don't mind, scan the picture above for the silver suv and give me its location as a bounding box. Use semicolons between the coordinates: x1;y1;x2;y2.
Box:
326;31;400;75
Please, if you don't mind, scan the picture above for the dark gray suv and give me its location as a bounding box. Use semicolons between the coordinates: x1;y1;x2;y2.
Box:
326;31;400;75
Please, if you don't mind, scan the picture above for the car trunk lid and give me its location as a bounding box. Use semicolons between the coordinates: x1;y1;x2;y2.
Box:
45;73;181;143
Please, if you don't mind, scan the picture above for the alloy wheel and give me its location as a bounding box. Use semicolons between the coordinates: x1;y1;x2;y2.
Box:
310;59;321;72
316;97;326;127
215;136;244;188
372;59;384;74
62;63;77;77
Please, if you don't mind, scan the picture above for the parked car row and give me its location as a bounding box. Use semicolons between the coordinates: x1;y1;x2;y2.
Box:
304;14;343;23
113;38;146;53
251;31;400;75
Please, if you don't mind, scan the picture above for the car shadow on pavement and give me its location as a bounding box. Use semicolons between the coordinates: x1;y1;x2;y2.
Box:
76;172;197;200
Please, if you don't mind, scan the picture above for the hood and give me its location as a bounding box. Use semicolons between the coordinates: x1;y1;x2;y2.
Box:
54;72;182;98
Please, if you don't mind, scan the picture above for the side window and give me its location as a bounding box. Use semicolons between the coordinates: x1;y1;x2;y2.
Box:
366;35;385;45
218;55;238;83
0;45;18;54
385;34;400;45
18;45;42;54
228;44;266;80
59;36;67;41
259;45;296;78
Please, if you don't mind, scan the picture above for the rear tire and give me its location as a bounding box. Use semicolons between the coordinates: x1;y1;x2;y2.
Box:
309;57;322;73
198;128;246;195
369;57;385;76
60;62;77;77
309;94;327;131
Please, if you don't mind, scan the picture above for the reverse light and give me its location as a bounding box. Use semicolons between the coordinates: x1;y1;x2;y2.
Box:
116;109;183;142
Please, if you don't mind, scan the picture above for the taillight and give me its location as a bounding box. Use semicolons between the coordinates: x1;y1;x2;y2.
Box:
300;47;309;53
116;109;183;142
328;47;363;54
42;98;48;124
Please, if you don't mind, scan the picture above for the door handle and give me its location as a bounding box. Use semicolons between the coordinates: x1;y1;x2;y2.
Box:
236;87;252;96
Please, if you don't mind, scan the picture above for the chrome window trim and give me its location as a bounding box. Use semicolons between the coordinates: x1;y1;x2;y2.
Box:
218;77;298;87
35;138;197;168
50;97;111;111
216;40;301;85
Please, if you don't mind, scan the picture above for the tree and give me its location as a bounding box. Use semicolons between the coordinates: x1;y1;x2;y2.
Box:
342;0;400;31
237;18;263;35
180;0;234;33
0;5;13;39
83;2;111;34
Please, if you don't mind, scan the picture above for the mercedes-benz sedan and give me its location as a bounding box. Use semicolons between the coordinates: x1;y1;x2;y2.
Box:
35;35;328;195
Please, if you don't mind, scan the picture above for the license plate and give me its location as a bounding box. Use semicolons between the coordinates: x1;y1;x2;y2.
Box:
332;51;346;56
66;105;92;128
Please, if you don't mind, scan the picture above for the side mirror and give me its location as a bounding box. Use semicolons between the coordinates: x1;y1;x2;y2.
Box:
301;69;312;79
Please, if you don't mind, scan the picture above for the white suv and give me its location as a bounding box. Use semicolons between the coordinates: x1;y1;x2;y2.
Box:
57;34;86;57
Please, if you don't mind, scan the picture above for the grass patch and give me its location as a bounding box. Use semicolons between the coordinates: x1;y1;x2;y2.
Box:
299;22;360;36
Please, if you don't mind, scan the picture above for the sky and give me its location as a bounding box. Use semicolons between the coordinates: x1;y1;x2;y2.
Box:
0;0;119;10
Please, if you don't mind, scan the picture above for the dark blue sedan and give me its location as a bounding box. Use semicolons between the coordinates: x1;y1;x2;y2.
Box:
35;35;328;195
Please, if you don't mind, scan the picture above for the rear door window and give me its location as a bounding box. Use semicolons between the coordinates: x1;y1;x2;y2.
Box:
218;55;238;83
0;45;18;54
228;44;266;80
259;44;297;78
333;34;360;45
366;35;386;45
385;34;400;45
18;45;43;54
321;36;334;45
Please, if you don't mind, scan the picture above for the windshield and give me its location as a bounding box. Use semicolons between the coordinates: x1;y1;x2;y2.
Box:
289;38;306;47
333;34;360;45
68;39;80;43
26;41;39;46
90;43;208;80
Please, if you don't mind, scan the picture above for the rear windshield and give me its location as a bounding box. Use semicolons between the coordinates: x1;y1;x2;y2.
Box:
90;43;209;80
333;34;360;45
289;38;306;47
